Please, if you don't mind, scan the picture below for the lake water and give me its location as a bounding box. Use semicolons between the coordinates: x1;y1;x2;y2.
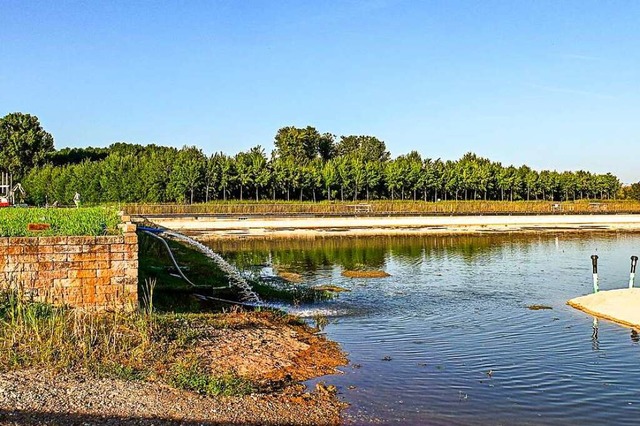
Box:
209;233;640;425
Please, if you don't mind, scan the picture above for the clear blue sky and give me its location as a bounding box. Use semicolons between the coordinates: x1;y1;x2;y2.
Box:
1;1;639;182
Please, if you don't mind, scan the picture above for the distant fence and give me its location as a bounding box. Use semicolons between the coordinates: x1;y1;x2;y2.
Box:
124;200;640;217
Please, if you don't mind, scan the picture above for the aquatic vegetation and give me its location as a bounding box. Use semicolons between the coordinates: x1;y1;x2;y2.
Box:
277;271;303;283
312;285;350;293
527;304;553;310
341;270;391;278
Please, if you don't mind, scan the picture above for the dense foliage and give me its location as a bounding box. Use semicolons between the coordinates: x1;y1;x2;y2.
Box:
0;113;54;179
1;113;624;204
0;207;120;236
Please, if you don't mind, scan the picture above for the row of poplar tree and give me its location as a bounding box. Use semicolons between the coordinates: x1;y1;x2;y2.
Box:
0;113;622;205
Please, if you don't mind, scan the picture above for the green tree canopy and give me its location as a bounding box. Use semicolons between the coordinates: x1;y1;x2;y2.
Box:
0;112;55;179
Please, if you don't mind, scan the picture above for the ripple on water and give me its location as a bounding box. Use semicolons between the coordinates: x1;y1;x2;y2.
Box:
216;233;640;425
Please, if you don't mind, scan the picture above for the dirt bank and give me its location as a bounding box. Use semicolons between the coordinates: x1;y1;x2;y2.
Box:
139;214;640;240
0;311;348;426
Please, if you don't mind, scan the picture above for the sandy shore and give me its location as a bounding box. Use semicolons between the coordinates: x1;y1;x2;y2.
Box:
140;214;640;239
568;288;640;330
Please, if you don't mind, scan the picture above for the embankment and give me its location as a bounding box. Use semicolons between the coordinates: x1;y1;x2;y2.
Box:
136;214;640;240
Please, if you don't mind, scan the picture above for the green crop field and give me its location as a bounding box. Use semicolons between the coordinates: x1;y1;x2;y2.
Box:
0;207;121;237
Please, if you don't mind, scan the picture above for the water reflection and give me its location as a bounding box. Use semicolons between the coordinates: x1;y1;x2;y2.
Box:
208;234;559;273
212;232;640;425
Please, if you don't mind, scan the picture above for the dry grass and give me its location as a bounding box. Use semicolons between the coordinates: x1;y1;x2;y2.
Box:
0;289;252;396
124;200;640;216
341;270;391;278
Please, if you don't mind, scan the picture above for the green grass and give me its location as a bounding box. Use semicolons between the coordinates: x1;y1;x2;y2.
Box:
0;207;120;236
169;358;254;396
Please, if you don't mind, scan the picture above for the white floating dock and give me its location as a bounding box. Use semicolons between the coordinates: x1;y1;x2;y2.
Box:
568;288;640;329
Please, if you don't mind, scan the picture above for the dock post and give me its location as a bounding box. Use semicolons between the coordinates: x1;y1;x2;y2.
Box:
591;255;599;293
630;256;638;289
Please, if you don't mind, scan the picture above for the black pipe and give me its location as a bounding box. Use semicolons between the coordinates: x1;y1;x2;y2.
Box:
631;256;638;274
591;255;598;274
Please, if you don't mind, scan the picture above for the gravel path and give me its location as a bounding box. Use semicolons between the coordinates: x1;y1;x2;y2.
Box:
0;369;344;425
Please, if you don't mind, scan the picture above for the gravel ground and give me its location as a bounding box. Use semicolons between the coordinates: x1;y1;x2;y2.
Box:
0;369;344;426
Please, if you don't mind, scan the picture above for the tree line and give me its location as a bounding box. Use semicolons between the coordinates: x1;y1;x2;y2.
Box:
0;112;625;205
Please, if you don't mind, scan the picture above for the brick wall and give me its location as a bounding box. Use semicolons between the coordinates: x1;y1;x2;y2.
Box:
0;223;138;311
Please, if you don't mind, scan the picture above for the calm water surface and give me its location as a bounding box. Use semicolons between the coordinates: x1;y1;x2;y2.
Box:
210;233;640;425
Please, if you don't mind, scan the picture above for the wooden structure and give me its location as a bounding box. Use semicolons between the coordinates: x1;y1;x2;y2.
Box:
347;203;372;214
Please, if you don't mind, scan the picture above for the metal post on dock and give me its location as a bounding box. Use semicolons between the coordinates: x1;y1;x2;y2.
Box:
591;255;599;293
629;256;638;289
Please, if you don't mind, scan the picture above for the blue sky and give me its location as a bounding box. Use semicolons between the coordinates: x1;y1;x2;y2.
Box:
1;1;639;182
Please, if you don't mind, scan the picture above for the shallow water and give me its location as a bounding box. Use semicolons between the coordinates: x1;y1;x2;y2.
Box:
209;233;640;425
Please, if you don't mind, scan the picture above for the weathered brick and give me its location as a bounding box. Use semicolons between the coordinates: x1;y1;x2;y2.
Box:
99;235;124;244
37;245;55;254
23;245;40;255
94;252;110;262
50;236;68;245
83;243;108;254
67;236;94;245
39;269;68;281
36;261;54;271
48;253;68;262
118;224;137;233
124;234;138;245
3;229;137;311
17;254;38;263
9;237;35;245
92;260;110;269
54;245;82;254
92;277;111;286
124;250;138;261
6;245;23;255
110;252;124;261
110;244;127;253
96;269;114;278
124;267;137;278
111;276;128;286
69;269;96;279
69;252;96;262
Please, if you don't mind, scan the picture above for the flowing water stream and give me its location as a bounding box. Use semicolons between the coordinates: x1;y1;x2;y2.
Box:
209;233;640;425
161;231;261;304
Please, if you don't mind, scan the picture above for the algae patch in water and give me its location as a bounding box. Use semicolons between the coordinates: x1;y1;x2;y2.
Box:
312;285;351;293
527;304;553;310
341;270;391;278
277;271;303;283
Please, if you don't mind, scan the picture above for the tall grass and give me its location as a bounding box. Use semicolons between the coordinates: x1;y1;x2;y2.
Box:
0;207;120;237
0;288;253;395
125;200;640;216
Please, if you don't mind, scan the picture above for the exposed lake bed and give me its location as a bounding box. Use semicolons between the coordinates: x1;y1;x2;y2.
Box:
210;232;640;425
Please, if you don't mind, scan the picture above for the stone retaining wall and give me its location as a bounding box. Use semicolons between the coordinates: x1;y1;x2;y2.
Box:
0;223;138;311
